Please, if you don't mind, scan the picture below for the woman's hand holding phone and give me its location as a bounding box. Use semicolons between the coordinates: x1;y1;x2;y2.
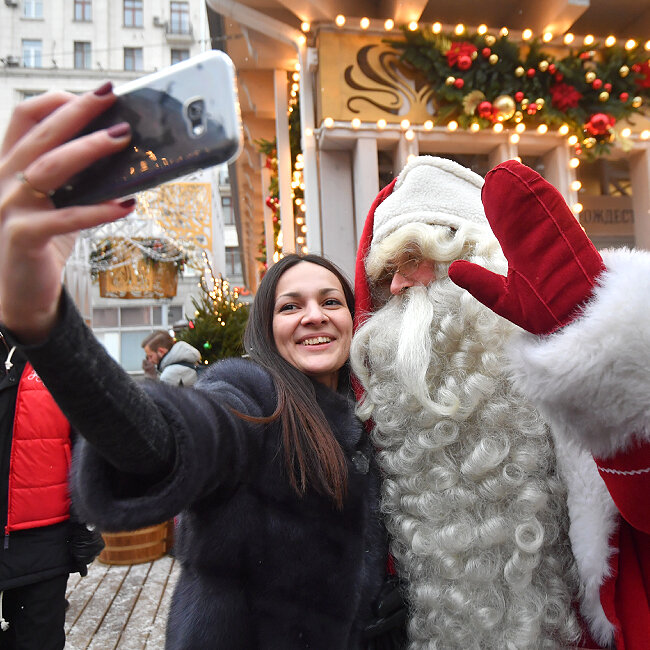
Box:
0;85;136;343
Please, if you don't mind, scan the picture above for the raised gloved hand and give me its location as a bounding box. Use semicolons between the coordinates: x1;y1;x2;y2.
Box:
448;160;606;335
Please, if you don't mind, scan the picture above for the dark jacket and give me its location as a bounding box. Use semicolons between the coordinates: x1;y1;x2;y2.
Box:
0;333;74;590
15;292;388;649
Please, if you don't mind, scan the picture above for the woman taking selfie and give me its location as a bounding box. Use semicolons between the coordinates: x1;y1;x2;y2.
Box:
0;88;404;649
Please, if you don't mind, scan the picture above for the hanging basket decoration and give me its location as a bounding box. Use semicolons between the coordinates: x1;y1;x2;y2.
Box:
90;237;187;299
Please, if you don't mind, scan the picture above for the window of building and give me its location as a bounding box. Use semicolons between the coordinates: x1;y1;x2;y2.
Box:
74;41;91;69
577;158;634;249
92;304;185;373
124;47;143;71
222;196;234;225
123;0;143;27
225;248;242;278
171;48;190;65
23;0;43;19
74;0;91;22
169;1;190;34
21;89;44;100
22;39;42;68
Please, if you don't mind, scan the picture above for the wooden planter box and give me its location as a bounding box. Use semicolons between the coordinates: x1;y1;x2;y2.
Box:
98;259;178;299
98;521;173;565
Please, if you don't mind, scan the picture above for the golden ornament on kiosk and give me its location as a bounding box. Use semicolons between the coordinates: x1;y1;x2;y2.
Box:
492;95;516;121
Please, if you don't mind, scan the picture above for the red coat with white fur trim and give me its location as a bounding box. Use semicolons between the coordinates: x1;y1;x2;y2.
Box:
507;247;650;650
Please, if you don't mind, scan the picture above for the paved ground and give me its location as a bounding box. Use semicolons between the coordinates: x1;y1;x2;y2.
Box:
65;554;180;649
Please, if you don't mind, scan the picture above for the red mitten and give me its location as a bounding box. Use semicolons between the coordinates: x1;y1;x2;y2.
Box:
448;160;606;335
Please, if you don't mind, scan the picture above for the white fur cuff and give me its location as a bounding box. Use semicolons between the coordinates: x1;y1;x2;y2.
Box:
506;247;650;459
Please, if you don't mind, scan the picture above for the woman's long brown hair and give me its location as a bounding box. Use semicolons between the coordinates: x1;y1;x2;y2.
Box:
242;254;354;509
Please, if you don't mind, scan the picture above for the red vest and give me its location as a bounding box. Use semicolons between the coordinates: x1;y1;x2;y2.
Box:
5;363;71;535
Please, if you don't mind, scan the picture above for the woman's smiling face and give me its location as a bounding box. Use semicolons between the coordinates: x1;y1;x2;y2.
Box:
272;261;353;390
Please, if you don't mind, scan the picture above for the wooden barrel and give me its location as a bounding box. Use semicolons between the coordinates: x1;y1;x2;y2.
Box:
98;522;170;565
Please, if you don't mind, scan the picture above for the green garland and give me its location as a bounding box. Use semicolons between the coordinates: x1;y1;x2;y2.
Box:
387;27;650;158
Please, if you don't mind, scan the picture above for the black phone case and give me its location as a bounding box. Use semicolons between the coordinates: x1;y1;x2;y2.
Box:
51;51;242;208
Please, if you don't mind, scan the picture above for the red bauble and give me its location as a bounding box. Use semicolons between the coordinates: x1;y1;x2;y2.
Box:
526;68;536;78
515;91;524;102
548;64;557;74
592;79;603;90
272;216;278;223
555;72;564;82
477;101;493;118
620;92;629;102
454;78;465;88
457;55;472;70
482;47;491;58
631;63;642;73
265;196;274;208
527;105;537;115
585;112;615;136
604;83;612;92
575;147;582;155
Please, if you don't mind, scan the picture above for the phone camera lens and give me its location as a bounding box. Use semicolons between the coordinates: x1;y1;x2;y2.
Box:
187;99;205;122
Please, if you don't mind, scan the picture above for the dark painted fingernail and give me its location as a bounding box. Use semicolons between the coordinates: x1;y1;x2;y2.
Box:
94;81;113;96
107;122;131;138
119;198;136;209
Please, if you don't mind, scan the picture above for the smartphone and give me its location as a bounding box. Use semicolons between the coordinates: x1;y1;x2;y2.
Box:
51;50;242;208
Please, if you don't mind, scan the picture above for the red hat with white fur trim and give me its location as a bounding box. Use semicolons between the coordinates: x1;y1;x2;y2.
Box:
354;156;488;331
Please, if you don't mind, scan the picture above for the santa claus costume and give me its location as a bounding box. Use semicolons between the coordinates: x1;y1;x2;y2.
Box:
351;156;650;649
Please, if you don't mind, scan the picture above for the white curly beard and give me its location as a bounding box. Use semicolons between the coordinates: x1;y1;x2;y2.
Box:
351;274;582;650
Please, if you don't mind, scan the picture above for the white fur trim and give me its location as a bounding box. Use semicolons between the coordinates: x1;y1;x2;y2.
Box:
551;434;618;647
371;156;493;247
507;247;650;459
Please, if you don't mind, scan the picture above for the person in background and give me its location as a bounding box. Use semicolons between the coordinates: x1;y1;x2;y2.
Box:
141;330;201;386
0;321;102;650
351;156;650;649
0;88;405;649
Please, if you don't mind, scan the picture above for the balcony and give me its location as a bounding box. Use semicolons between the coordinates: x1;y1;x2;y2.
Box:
165;22;194;44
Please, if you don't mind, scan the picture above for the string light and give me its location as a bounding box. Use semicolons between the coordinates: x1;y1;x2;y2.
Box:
500;27;509;36
470;122;480;132
572;203;583;214
455;24;465;36
301;22;310;32
583;34;594;46
605;35;616;47
351;118;361;129
335;14;345;27
625;39;637;50
400;118;410;130
621;127;632;137
405;129;415;141
323;117;334;128
641;130;650;140
360;17;370;29
384;19;394;30
569;157;580;168
447;121;458;131
558;124;570;135
377;118;387;129
493;122;504;133
571;180;582;191
510;133;520;143
432;22;442;34
564;33;574;44
424;120;434;130
537;124;548;134
567;135;579;145
477;24;487;35
522;29;532;41
542;32;553;42
408;21;418;31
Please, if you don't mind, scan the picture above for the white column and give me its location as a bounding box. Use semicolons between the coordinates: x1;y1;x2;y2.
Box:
543;144;575;206
630;146;650;250
352;136;379;246
298;45;321;255
274;69;295;254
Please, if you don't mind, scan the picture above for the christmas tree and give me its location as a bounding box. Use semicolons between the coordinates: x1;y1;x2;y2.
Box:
177;257;250;365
